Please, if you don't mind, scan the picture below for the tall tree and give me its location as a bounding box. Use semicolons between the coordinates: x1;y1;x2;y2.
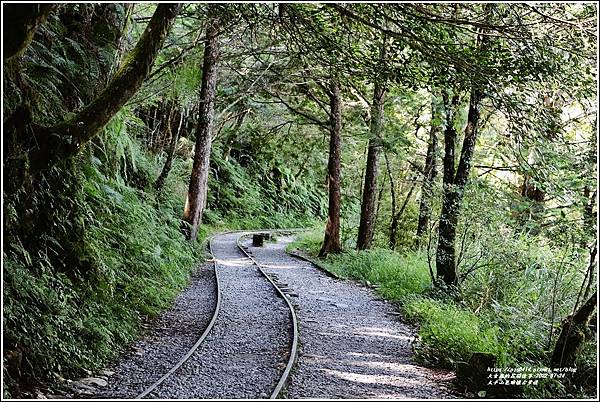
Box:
357;40;387;251
155;103;185;191
319;78;343;256
436;87;483;285
182;8;221;241
435;8;491;286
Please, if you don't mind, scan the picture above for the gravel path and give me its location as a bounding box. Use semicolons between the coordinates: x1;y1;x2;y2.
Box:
244;234;456;399
148;232;291;398
86;262;217;398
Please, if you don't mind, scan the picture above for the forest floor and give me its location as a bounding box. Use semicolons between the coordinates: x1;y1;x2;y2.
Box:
55;232;456;399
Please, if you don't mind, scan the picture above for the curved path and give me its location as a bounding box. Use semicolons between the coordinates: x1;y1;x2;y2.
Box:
243;234;456;399
63;231;452;399
71;232;291;399
148;232;292;398
91;262;218;398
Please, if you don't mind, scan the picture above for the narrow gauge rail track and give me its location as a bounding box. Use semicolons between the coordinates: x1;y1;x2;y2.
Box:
135;230;299;399
236;233;299;398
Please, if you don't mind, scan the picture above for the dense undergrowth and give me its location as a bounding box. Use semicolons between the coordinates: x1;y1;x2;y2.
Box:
3;121;320;397
3;124;193;395
288;229;597;398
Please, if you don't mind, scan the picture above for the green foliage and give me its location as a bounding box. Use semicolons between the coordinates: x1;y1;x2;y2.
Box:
2;117;202;390
287;228;324;256
325;249;433;301
290;225;594;391
10;5;121;124
204;117;328;229
403;297;503;368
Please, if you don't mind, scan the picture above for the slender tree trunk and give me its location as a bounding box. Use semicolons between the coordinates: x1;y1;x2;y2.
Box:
28;3;182;174
149;105;160;150
583;186;596;241
436;92;460;285
319;79;343;257
373;174;387;234
582;128;597;247
416;94;440;248
357;81;386;250
436;87;483;286
397;179;418;221
182;10;220;241
551;291;597;368
384;151;398;249
155;107;185;191
435;7;491;287
388;170;418;249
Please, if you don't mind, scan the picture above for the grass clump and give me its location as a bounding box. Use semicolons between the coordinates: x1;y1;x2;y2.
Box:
289;231;491;367
403;297;503;368
288;230;432;302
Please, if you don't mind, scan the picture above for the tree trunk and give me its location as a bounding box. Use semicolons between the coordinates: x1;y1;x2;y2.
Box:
389;170;418;250
28;3;182;174
3;4;56;61
155;107;184;191
582;128;597;247
551;291;597;368
384;151;398;250
373;174;387;234
397;179;418;222
182;10;220;241
416;94;440;248
319;79;343;257
436;87;483;286
357;81;386;250
435;5;491;287
436;92;461;285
